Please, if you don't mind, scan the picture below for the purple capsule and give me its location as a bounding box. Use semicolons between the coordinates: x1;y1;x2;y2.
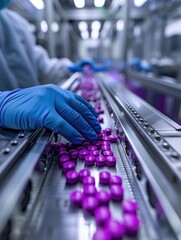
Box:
94;141;102;149
66;170;79;184
101;145;111;152
123;214;140;236
59;150;69;156
102;150;113;157
110;185;124;202
99;171;111;185
102;136;111;142
97;190;111;206
79;169;91;181
77;146;86;151
122;200;138;214
110;134;118;143
90;150;99;156
82;196;99;214
106;220;126;239
93;228;111;240
69;149;79;159
58;155;70;167
94;206;111;227
63;161;75;173
83;176;95;185
101;141;111;146
70;190;83;207
83;185;97;196
59;147;66;152
96;156;106;167
88;146;97;151
110;175;122;185
104;128;112;136
106;156;116;167
85;155;96;166
98;133;103;139
79;149;89;159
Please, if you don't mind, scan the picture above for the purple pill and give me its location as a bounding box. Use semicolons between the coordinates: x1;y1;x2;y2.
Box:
83;176;95;185
124;214;140;236
106;220;125;239
59;150;69;156
69;150;79;159
98;109;104;114
90;150;99;156
102;150;113;157
98;133;103;139
82;196;99;214
59;147;66;151
102;136;111;142
97;190;111;206
110;134;118;143
99;171;111;184
98;117;104;123
101;141;111;146
79;169;91;181
122;200;138;214
85;155;96;166
79;149;89;159
77;146;86;151
106;156;116;167
70;190;83;207
63;161;75;173
94;141;102;149
88;146;97;151
94;206;111;227
58;155;70;167
110;175;122;185
110;185;124;202
104;128;112;136
93;228;111;240
83;185;97;196
96;156;106;167
82;142;90;148
66;170;79;184
101;145;111;152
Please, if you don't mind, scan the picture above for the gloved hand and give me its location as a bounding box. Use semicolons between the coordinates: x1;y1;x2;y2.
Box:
68;59;95;72
0;84;101;144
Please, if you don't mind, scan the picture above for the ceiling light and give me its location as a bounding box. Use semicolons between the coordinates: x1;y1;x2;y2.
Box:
116;20;124;31
29;0;44;9
134;0;147;7
51;22;59;33
92;21;101;31
91;30;99;40
78;21;87;31
41;20;48;32
94;0;105;8
74;0;85;8
81;31;89;39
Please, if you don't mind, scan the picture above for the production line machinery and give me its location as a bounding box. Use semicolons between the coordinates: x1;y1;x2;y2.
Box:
0;72;181;240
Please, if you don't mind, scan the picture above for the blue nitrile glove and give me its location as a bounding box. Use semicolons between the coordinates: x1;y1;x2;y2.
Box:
0;84;101;144
68;59;95;72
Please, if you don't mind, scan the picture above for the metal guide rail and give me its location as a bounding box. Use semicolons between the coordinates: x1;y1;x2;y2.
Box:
0;72;180;240
97;72;181;239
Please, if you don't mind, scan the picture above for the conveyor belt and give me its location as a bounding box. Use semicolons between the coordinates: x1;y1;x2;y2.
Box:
0;72;180;240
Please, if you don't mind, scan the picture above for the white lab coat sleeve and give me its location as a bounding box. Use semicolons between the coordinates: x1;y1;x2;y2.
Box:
5;9;72;85
34;45;73;85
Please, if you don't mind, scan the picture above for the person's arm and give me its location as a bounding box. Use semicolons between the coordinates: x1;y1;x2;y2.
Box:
0;84;101;144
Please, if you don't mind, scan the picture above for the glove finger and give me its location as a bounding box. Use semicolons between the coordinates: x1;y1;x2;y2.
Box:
56;106;98;142
43;111;83;144
70;99;101;133
74;93;98;118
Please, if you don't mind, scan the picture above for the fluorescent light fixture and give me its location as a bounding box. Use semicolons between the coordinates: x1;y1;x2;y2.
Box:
94;0;105;8
74;0;85;8
78;21;87;31
81;31;89;39
91;30;99;40
116;19;124;31
92;21;101;31
51;22;59;33
134;0;147;7
29;0;44;9
165;20;181;37
40;20;48;32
